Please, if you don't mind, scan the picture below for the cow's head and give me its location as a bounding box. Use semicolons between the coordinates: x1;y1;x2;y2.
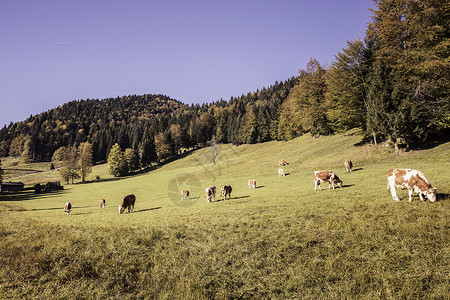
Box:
427;187;437;202
118;205;124;214
334;177;343;188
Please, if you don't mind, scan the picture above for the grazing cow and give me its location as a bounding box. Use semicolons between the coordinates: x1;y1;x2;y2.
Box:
248;179;256;189
386;168;437;202
181;190;190;201
314;171;343;191
118;194;136;214
279;159;288;166
99;198;106;208
279;168;286;176
205;186;216;203
64;202;71;215
221;185;232;200
345;160;353;173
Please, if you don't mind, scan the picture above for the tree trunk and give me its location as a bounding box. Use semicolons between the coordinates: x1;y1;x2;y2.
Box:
372;132;378;146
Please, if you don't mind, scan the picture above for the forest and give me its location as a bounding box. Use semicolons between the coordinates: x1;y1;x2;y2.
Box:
0;0;448;169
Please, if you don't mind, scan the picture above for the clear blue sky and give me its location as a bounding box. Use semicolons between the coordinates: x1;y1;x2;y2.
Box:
0;0;373;128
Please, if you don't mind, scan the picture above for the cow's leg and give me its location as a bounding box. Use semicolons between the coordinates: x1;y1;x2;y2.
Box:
419;193;424;201
389;181;400;201
408;189;413;202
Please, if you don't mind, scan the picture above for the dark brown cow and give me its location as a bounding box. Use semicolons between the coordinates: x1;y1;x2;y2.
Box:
205;186;216;203
181;190;190;201
64;202;71;215
118;194;136;214
221;185;232;200
345;160;353;173
386;168;437;202
99;198;106;208
314;171;343;191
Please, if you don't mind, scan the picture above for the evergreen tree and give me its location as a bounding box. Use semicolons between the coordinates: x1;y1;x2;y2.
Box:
0;159;3;184
139;126;157;168
325;39;368;131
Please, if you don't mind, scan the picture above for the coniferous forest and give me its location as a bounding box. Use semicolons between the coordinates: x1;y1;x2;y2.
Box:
0;0;448;168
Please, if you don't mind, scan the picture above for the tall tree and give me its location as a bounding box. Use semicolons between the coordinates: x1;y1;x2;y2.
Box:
108;143;128;177
366;0;449;149
0;159;4;185
279;58;330;139
124;148;139;172
78;142;93;183
60;146;80;184
325;39;369;132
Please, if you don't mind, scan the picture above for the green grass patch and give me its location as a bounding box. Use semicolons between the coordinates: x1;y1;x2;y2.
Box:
1;132;449;299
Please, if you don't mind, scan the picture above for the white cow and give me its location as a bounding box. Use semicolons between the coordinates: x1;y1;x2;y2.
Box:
205;186;216;203
386;168;437;202
248;179;256;189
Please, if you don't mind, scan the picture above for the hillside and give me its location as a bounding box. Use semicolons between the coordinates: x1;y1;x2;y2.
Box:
1;132;449;298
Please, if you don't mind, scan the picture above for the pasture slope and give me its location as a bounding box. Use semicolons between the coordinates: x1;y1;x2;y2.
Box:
1;130;449;299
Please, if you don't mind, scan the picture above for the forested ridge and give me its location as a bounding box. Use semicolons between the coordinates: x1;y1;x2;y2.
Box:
0;0;448;168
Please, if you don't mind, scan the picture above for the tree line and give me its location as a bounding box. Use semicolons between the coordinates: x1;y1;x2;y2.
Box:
0;0;448;174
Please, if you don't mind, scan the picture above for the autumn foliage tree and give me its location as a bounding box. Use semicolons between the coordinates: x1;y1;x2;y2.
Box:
78;142;93;183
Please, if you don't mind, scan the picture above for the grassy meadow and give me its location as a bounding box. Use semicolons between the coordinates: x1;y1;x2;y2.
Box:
1;130;449;299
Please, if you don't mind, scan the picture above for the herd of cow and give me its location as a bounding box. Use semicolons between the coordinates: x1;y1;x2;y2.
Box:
63;158;438;215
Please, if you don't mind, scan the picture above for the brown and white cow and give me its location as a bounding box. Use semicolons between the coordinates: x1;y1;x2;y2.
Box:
386;168;437;202
181;190;190;201
118;194;136;214
64;202;71;215
314;171;343;191
279;159;288;166
248;179;256;189
99;198;106;208
221;185;232;200
345;160;353;173
278;168;286;176
205;186;216;203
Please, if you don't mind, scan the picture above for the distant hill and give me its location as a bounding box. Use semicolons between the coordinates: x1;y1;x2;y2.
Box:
0;78;298;163
0;94;187;161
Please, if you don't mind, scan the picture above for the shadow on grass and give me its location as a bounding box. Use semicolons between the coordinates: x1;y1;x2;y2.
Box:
134;207;162;213
215;195;250;202
342;184;355;188
255;186;265;189
0;189;67;202
437;193;449;201
351;168;364;172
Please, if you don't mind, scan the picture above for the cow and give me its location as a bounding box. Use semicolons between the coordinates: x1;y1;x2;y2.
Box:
99;198;106;208
279;159;288;166
64;202;71;215
181;190;190;201
248;179;256;189
345;160;353;173
221;185;232;200
386;168;437;202
118;194;136;214
314;171;343;191
205;186;216;203
279;168;286;176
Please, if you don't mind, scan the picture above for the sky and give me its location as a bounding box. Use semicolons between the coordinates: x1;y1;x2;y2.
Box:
0;0;374;128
